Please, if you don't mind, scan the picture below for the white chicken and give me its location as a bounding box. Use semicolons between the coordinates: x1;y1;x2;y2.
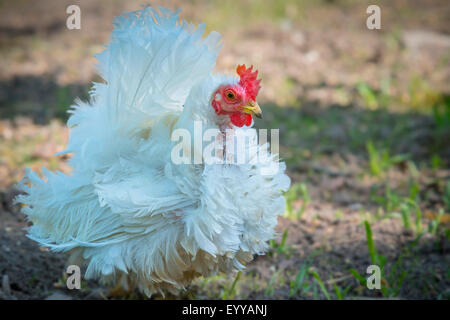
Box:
16;7;290;296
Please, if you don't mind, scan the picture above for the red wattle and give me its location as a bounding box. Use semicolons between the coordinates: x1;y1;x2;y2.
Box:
245;113;252;126
230;113;252;127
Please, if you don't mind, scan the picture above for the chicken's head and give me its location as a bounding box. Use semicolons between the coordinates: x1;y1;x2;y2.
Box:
211;64;262;127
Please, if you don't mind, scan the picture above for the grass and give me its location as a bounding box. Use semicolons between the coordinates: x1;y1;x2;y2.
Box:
202;0;314;32
444;182;450;213
357;81;391;110
406;76;443;112
309;270;331;300
332;282;352;300
349;220;389;296
221;271;241;300
427;209;445;235
347;219;440;298
258;99;447;178
289;262;310;297
269;229;292;256
432;95;450;131
370;181;426;234
357;76;448;115
286;250;351;300
284;183;310;220
288;263;352;300
366;140;409;177
265;269;281;297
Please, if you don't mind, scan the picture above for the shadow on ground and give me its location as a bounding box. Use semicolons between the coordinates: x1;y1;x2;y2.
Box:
0;75;90;124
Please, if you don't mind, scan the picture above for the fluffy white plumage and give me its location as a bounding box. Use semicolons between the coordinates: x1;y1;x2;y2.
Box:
16;7;290;296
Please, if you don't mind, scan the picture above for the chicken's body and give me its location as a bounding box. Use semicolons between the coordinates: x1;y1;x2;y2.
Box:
16;8;290;296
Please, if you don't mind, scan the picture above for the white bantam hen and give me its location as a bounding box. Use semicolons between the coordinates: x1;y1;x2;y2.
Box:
16;7;290;296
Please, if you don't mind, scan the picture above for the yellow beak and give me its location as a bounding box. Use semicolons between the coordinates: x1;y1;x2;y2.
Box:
241;101;262;119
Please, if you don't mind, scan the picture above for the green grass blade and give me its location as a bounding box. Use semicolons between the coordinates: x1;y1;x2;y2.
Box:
222;271;241;300
310;270;331;300
364;220;376;264
349;268;367;286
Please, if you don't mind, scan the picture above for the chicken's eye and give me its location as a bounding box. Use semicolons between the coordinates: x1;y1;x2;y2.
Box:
224;90;236;101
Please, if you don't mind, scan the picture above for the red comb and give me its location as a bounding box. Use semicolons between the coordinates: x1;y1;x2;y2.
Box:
237;64;261;101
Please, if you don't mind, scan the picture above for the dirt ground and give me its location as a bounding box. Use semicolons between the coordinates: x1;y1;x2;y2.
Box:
1;182;448;300
0;0;449;299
